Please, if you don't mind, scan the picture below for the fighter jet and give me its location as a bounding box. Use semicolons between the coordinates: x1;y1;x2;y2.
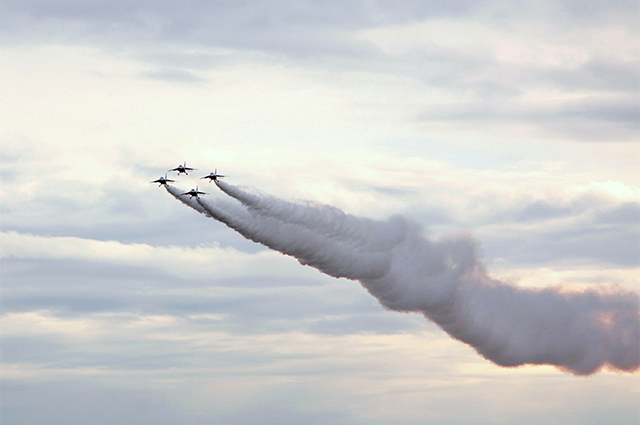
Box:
150;173;175;187
169;162;195;175
200;169;226;182
181;186;207;199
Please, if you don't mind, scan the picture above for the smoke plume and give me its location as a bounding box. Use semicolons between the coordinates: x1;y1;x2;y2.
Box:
166;183;639;375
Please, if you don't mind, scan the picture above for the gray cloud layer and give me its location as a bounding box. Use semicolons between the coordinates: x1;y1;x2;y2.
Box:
5;0;636;142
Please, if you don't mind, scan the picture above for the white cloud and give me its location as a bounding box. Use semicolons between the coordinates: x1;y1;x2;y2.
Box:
0;231;316;279
2;309;638;424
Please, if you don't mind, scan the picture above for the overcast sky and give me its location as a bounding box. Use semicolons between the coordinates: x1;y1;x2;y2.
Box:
1;1;639;424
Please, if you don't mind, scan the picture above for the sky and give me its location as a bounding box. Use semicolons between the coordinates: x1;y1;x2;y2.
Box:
1;1;639;424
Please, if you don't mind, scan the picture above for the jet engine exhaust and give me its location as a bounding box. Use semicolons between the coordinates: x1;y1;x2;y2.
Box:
165;183;639;375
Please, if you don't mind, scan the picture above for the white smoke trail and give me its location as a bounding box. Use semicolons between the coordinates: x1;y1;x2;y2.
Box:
166;184;250;221
166;183;639;375
215;181;408;251
166;185;391;279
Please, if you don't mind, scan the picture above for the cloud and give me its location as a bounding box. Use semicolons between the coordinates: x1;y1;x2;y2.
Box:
3;306;638;424
595;201;640;224
417;96;639;141
0;231;311;279
140;68;206;83
5;0;637;92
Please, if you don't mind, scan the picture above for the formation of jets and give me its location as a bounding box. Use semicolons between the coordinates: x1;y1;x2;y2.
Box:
150;162;226;198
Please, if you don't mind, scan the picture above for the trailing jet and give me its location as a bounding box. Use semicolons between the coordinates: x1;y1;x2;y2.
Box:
150;173;175;187
181;186;207;199
200;169;226;182
169;162;195;175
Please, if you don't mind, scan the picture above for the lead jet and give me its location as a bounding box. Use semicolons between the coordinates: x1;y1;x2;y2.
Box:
150;173;175;187
169;161;195;175
181;186;207;199
200;169;226;182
